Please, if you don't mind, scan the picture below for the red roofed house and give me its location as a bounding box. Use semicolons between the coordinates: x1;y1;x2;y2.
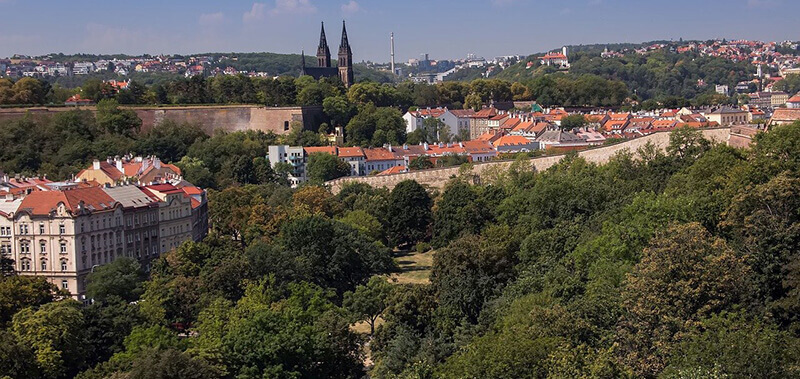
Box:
788;93;800;109
77;156;182;186
539;47;570;69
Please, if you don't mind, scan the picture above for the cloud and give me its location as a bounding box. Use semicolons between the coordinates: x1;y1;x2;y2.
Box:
271;0;316;15
244;0;316;23
243;3;268;23
199;12;225;27
341;0;361;14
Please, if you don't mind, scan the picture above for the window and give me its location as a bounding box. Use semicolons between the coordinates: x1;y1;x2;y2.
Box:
39;223;45;234
20;224;28;235
41;259;47;271
0;243;10;255
20;259;30;271
59;224;65;234
40;241;46;254
61;259;68;271
0;226;8;236
61;280;68;290
60;242;67;254
284;121;290;131
20;241;29;254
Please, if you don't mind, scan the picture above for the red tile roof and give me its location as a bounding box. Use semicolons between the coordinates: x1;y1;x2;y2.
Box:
19;187;116;216
363;148;399;161
337;147;364;158
303;146;337;155
493;135;532;147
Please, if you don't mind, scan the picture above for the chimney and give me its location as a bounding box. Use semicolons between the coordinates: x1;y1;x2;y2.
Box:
93;160;100;170
423;142;429;150
154;157;161;170
115;157;123;173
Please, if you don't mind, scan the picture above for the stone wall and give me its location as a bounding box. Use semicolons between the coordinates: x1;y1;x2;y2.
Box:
0;105;324;135
327;128;732;193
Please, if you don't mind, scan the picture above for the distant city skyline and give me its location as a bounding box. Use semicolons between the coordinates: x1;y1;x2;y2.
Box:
0;0;798;63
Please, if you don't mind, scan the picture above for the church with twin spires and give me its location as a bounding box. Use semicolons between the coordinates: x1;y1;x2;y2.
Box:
301;21;354;87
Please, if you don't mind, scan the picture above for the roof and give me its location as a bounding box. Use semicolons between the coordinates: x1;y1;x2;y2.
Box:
788;94;800;103
536;129;587;144
449;109;476;117
710;107;746;114
493;135;533;147
0;198;22;218
411;108;446;118
473;107;498;118
363;148;399;161
337;147;364;158
303;146;337;155
377;166;406;176
19;187;117;216
102;185;158;208
771;108;800;122
462;140;496;154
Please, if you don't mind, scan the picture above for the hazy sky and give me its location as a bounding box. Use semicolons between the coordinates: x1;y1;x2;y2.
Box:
0;0;797;62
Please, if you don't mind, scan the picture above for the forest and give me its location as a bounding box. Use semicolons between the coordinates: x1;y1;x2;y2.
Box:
2;120;800;378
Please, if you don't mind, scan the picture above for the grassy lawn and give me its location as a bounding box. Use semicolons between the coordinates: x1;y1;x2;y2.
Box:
388;249;435;285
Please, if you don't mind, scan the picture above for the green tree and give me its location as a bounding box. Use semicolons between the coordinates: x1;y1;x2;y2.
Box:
616;223;752;377
343;275;394;335
386;180;432;247
464;93;482;111
85;257;146;303
0;275;65;325
306;152;351;182
96;99;142;136
408;155;434;170
12;300;89;378
560;114;587;130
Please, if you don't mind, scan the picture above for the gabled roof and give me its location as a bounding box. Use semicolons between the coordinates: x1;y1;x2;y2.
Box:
449;109;476;117
462;140;496;154
377;166;406;176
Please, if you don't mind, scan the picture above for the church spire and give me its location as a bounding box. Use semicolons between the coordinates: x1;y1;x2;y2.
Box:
338;20;354;88
339;20;351;56
317;22;331;67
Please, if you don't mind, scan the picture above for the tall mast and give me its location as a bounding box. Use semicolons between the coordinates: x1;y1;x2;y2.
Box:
390;32;395;75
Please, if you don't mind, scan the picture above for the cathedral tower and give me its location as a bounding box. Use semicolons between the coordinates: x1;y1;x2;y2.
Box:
338;20;354;87
317;22;331;68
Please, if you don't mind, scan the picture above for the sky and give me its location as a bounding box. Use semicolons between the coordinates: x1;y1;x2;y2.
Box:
0;0;798;63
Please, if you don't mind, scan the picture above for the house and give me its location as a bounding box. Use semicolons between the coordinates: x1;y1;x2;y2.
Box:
442;109;476;140
536;128;590;151
64;94;94;106
787;93;800;109
76;156;181;186
493;135;539;153
403;108;446;134
539;47;570;69
469;107;499;139
626;117;654;132
337;147;366;176
769;108;800;126
705;107;750;126
363;148;404;174
604;119;630;134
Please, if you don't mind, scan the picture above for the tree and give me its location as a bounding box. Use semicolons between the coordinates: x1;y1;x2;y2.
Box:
85;257;147;303
0;275;65;325
218;280;364;378
12;300;89;378
408;155;434;170
386;180;432;247
343;276;394;335
432;180;492;248
306;152;351;182
560;114;587;130
464;93;482;111
616;223;752;377
666;126;711;162
96;99;142;136
127;349;219;379
248;215;395;294
323;95;356;127
431;228;518;324
421;117;452;142
662;312;800;378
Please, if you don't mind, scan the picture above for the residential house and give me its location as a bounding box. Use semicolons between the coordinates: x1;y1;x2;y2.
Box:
705;107;750;126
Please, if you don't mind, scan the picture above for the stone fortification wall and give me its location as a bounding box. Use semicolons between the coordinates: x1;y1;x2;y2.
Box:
0;105;324;135
327;128;732;193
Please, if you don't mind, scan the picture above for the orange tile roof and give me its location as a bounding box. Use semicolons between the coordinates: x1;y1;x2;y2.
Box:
303;146;337;155
493;135;532;147
462;140;496;153
19;187;116;216
363;148;398;161
377;166;406;176
512;121;534;132
473;108;498;118
337;147;364;158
